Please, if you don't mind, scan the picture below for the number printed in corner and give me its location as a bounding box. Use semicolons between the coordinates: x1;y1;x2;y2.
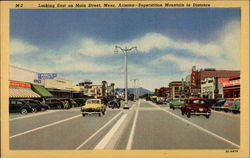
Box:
16;4;23;8
225;149;239;153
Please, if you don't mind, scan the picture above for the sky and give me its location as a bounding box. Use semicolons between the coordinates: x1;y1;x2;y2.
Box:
10;9;240;91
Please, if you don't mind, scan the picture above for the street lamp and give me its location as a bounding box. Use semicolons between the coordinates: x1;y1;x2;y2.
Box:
114;46;137;109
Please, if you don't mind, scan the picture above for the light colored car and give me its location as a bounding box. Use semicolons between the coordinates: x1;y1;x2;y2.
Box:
81;99;106;117
169;98;185;110
229;98;240;113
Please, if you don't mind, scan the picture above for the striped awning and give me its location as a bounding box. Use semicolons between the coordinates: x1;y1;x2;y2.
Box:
9;87;41;98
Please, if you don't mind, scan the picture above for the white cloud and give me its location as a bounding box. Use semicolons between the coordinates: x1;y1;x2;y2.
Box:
10;39;39;55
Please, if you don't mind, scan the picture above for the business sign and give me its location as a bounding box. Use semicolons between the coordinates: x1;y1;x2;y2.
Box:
10;81;31;88
38;73;57;80
219;78;240;87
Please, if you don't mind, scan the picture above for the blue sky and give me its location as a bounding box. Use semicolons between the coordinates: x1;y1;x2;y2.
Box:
10;9;240;91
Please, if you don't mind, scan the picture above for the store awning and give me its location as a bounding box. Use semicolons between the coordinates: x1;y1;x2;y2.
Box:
9;87;41;98
32;85;53;97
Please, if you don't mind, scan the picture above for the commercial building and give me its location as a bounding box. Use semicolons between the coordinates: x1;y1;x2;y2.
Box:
201;77;224;99
190;66;240;97
168;81;182;98
220;75;240;98
9;66;52;98
44;78;75;98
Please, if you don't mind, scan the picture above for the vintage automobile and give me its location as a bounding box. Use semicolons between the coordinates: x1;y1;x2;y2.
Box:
24;99;49;112
181;97;211;118
229;98;240;113
9;99;33;114
107;100;121;109
211;99;226;111
220;98;236;112
45;98;64;109
169;98;185;110
81;99;106;117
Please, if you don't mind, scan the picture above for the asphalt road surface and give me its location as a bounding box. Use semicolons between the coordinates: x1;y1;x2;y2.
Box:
10;99;240;150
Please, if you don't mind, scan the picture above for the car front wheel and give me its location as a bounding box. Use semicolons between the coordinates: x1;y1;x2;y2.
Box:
21;108;28;115
82;114;85;117
187;112;191;118
31;107;37;113
98;113;102;117
181;111;184;115
206;115;210;119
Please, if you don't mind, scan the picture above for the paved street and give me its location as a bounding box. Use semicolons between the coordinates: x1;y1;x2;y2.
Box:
10;99;240;150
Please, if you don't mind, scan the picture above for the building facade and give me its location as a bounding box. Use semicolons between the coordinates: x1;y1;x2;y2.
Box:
168;81;182;98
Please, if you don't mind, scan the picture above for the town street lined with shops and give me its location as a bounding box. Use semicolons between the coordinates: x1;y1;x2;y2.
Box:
10;99;240;150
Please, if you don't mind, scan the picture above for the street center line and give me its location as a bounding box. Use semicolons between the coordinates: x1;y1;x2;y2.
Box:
10;114;81;139
10;110;60;121
147;101;240;148
94;113;128;149
126;99;140;149
75;111;123;150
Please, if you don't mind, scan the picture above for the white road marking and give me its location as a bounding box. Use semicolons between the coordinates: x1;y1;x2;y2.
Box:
126;99;140;149
10;110;60;121
75;111;123;150
147;101;240;148
94;113;128;149
10;114;81;139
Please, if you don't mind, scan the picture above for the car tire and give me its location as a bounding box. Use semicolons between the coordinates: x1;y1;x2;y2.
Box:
187;112;191;118
82;114;85;117
224;109;228;112
206;115;210;119
20;108;28;115
31;107;37;113
181;111;184;115
41;107;45;111
172;107;175;110
98;113;102;117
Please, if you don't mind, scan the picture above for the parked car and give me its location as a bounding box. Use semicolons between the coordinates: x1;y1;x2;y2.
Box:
81;99;106;117
156;97;166;104
212;99;226;111
45;98;64;109
181;97;211;118
166;98;172;103
9;99;33;114
73;98;87;107
24;99;49;112
169;98;185;110
107;100;120;109
229;98;240;113
220;98;236;112
58;98;78;109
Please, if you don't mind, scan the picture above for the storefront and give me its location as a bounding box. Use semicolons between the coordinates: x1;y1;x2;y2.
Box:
9;81;41;98
201;77;223;99
220;76;240;98
44;78;75;98
9;66;53;98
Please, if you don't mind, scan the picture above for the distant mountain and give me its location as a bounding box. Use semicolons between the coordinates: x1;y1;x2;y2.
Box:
115;87;153;96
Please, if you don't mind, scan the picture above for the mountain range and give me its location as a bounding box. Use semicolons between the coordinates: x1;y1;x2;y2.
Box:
115;87;154;96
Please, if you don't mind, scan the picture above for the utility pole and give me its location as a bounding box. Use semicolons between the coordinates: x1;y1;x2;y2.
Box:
114;46;137;109
131;78;139;100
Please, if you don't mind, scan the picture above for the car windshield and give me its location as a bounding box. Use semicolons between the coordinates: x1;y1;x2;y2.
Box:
86;100;100;104
190;99;206;104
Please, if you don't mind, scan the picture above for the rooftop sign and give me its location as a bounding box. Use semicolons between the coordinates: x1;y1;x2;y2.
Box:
38;73;57;80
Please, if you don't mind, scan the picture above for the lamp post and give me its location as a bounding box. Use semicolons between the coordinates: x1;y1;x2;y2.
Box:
114;46;137;109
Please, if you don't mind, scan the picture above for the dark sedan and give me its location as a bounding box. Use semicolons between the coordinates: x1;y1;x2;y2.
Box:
181;97;211;119
9;99;33;114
